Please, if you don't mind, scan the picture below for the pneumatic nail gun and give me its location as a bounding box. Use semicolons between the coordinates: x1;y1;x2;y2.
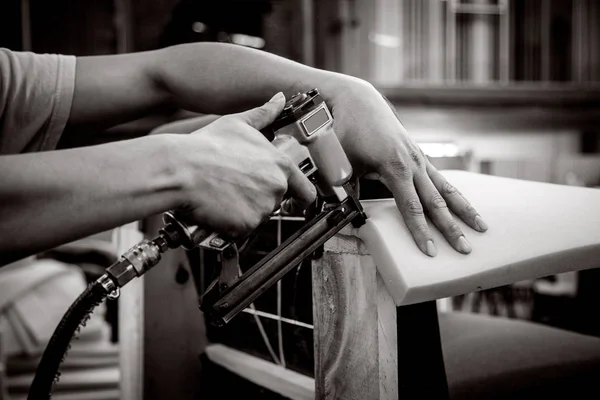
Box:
104;88;367;326
29;89;368;399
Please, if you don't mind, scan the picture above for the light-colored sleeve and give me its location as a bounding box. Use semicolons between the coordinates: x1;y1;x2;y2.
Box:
0;48;76;154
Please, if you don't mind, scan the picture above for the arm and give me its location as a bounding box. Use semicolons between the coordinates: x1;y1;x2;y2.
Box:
0;135;183;264
61;43;360;139
62;42;488;256
1;95;315;266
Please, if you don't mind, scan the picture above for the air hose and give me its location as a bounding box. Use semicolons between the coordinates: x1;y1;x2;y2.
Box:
27;278;109;399
27;218;191;399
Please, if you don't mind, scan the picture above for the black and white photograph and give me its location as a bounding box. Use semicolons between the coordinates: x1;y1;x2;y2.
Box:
1;0;599;399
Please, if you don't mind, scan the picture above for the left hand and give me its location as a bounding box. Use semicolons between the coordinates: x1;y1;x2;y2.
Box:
328;80;488;257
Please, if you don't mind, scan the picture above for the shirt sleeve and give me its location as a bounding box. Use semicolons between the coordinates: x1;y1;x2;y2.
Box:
0;48;76;154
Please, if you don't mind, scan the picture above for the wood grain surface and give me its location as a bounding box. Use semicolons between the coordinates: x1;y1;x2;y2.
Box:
312;232;397;400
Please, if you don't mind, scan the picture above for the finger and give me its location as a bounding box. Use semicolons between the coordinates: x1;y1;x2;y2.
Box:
236;92;286;130
414;172;472;254
285;162;317;210
426;164;488;233
380;171;436;257
279;198;305;216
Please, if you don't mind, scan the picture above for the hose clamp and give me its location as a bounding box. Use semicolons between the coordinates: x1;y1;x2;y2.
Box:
98;274;120;299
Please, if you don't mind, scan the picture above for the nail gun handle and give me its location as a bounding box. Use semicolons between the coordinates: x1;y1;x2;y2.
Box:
303;123;352;187
272;135;318;179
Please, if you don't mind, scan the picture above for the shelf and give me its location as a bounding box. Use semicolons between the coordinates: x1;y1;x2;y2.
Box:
377;83;600;108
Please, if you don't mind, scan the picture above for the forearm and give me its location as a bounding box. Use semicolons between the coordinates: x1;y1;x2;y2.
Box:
151;43;369;115
64;43;371;137
0;135;184;265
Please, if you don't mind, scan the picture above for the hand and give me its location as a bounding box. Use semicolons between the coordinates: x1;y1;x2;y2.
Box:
329;81;488;257
174;92;316;238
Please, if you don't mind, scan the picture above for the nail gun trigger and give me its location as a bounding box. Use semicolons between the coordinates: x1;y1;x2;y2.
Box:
199;243;240;311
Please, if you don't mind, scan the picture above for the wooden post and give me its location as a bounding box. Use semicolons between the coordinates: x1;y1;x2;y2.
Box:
312;228;449;400
312;229;398;399
142;216;207;400
0;331;8;400
114;223;145;400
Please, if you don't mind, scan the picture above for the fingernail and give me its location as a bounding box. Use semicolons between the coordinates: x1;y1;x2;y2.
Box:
458;236;472;254
475;215;488;231
269;92;285;103
426;240;437;257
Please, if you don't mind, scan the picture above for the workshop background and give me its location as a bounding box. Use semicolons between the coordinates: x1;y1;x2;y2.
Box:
1;0;600;399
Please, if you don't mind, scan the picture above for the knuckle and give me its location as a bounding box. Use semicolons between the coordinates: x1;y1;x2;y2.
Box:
383;158;412;180
411;221;431;239
251;106;271;121
275;174;289;197
464;203;478;216
218;115;235;126
443;221;463;238
404;198;424;216
272;150;291;170
408;148;424;168
442;181;458;196
429;193;447;210
278;152;294;170
272;175;288;196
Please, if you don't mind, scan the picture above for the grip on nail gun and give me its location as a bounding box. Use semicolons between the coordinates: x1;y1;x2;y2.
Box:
161;132;318;250
163;88;351;250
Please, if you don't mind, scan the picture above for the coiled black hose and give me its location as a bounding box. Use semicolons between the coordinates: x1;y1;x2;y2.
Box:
27;278;108;399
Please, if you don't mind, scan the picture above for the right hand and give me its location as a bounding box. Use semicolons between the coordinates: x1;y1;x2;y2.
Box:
174;92;317;238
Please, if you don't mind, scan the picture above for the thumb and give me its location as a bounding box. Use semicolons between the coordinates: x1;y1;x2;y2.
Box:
237;92;286;130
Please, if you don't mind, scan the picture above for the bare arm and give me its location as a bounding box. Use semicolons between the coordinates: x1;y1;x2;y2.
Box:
0;135;183;264
62;43;352;140
56;43;487;259
1;96;315;266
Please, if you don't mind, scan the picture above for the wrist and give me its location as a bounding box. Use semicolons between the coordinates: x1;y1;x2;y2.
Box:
145;48;178;109
301;70;376;108
144;134;194;210
317;69;373;92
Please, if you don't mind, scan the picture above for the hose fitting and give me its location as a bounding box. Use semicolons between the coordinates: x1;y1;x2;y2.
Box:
105;239;162;289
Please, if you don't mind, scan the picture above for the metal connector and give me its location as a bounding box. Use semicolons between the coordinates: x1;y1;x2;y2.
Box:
122;239;162;275
106;239;163;288
106;259;138;288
